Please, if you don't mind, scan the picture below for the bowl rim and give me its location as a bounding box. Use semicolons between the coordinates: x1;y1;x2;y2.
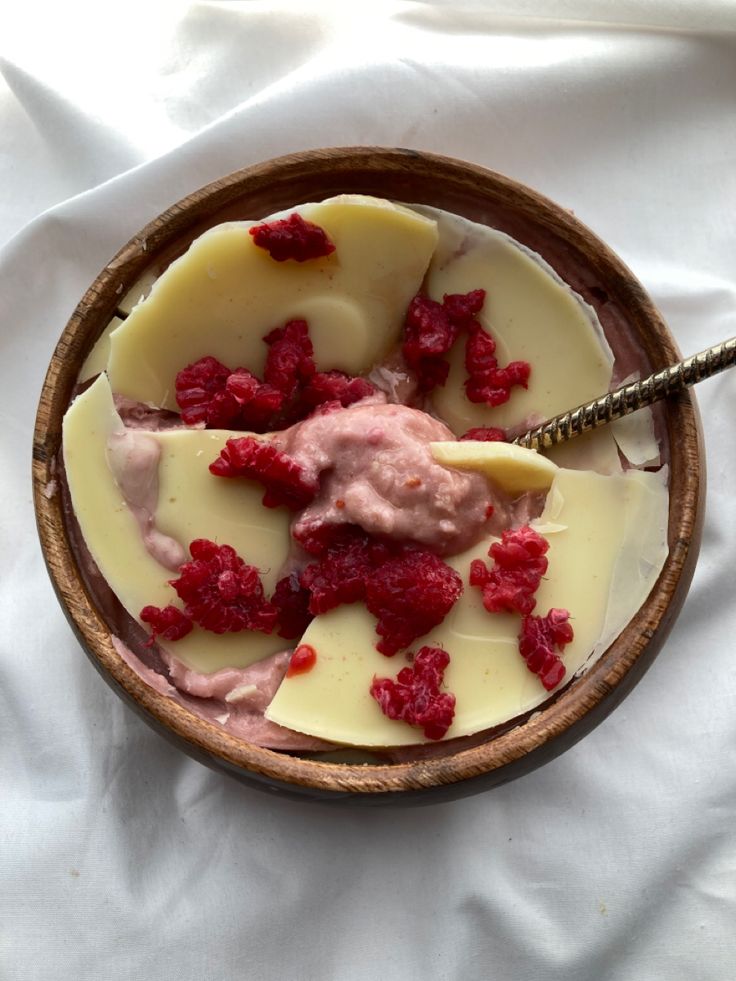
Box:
32;146;704;800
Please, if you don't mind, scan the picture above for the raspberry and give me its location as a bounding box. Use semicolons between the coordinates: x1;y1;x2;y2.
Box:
249;212;336;262
402;290;487;393
519;608;573;690
294;526;462;654
293;521;362;557
459;426;507;442
299;371;376;411
175;322;374;431
470;525;549;616
169;539;277;634
299;526;391;614
411;357;451;393
175;357;284;432
442;289;486;328
464;324;530;406
204;389;242;429
209;437;319;510
293;522;338;557
286;644;317;678
225;369;285;432
402;296;458;393
263;319;316;398
139;604;193;646
223;368;259;403
175;356;236;427
306;399;343;418
271;573;314;639
365;549;463;656
370;646;456;740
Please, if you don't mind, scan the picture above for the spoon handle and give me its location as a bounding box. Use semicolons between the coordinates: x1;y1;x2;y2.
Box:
513;336;736;452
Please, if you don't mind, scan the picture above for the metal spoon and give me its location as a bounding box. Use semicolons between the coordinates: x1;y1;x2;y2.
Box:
513;336;736;452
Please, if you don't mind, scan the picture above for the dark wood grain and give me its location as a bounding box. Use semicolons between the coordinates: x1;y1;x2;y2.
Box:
32;148;704;803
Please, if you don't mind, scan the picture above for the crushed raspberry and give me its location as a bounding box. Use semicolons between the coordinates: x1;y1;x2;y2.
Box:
203;389;242;428
402;289;488;392
410;356;451;393
402;296;458;393
249;212;336;262
263;319;316;398
292;521;349;557
403;296;458;362
299;526;391;615
299;370;376;411
470;525;549;616
365;549;463;656
370;646;456;740
294;525;462;652
442;289;486;328
167;540;277;634
465;323;530;406
305;399;343;418
223;368;260;403
519;608;573;690
175;356;236;427
176;320;375;431
286;644;317;678
271;573;314;639
209;437;319;510
139;605;193;646
224;369;284;431
460;426;507;442
175;358;284;432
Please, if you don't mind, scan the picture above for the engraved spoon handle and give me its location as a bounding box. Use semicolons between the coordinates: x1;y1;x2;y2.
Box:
513;336;736;452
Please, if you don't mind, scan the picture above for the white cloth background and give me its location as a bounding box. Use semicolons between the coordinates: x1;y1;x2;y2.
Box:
2;3;735;978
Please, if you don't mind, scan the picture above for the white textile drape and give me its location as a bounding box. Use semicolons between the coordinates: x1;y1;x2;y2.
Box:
1;3;734;979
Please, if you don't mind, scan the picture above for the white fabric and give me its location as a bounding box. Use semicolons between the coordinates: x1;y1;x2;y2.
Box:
2;3;735;978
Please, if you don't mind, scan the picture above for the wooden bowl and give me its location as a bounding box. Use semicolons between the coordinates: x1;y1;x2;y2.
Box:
32;148;704;804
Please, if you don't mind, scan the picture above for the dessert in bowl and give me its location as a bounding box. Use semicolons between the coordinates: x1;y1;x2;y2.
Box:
33;148;703;802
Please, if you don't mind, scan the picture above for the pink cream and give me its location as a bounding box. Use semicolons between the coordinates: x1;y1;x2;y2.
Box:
275;402;500;555
112;637;333;751
106;431;186;571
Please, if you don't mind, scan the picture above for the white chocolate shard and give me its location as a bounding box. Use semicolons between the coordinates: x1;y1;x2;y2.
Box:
611;409;660;467
546;426;623;475
78;316;124;383
420;207;614;435
118;269;158;315
106;196;438;408
430;440;558;496
225;684;259;704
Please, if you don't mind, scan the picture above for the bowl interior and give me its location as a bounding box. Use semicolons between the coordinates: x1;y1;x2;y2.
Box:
32;148;704;803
